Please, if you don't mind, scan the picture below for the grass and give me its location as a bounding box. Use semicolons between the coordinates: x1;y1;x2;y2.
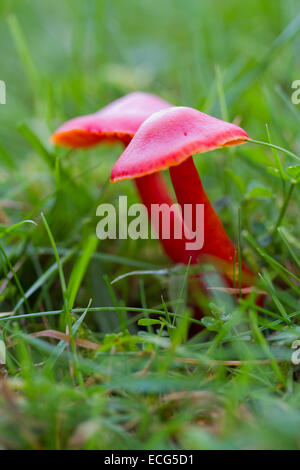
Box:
0;0;300;450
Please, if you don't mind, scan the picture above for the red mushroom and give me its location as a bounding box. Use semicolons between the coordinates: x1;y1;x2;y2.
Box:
52;92;171;147
51;92;187;262
111;106;254;284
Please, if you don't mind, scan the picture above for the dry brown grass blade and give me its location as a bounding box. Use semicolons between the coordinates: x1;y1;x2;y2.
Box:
0;311;13;318
0;206;11;225
160;390;222;403
207;286;267;295
30;329;99;350
174;357;282;366
0;257;26;295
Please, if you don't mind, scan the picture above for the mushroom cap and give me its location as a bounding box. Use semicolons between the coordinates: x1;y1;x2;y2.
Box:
111;106;249;182
51;92;171;148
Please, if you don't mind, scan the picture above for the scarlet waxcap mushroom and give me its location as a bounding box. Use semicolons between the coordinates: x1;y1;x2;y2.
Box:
111;106;253;281
51;92;171;148
51;92;190;264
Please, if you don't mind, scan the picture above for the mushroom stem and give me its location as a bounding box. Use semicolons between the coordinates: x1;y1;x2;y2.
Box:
134;174;189;264
169;157;252;280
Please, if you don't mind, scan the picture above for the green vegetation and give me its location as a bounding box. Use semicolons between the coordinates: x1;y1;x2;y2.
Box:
0;0;300;450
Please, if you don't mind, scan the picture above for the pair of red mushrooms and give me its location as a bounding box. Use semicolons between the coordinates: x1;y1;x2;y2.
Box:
52;92;254;289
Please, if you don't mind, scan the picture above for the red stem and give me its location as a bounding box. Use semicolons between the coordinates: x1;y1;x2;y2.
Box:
135;174;189;264
169;157;253;282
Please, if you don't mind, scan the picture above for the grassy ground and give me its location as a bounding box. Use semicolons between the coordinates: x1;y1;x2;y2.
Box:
0;0;300;450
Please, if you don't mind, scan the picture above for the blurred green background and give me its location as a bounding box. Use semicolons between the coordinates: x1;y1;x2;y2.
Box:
1;0;299;153
0;0;300;450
